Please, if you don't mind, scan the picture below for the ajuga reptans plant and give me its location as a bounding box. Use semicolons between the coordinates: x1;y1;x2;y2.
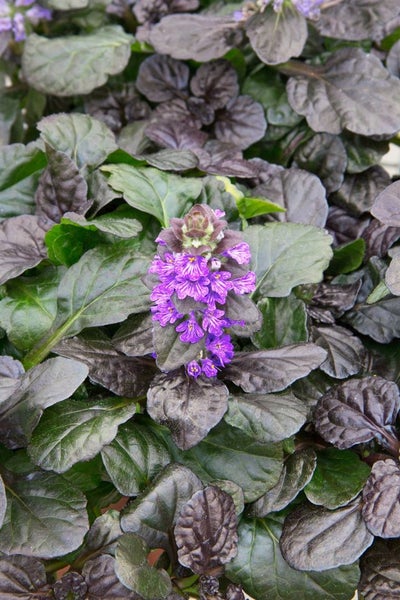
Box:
1;1;400;599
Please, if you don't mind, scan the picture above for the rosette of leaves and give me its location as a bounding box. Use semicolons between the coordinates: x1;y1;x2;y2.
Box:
135;54;266;176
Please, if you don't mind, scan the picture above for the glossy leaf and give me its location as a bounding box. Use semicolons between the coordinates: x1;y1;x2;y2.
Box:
224;391;307;443
252;296;308;349
314;376;400;450
148;15;243;62
28;396;136;473
136;54;190;102
362;459;400;538
0;555;49;600
304;448;370;510
152;322;204;372
178;421;283;502
0;471;89;557
37;113;118;169
101;419;172;496
280;498;373;571
358;538;400;600
293;133;347;194
0;357;89;449
83;554;139;600
0;215;47;285
174;486;238;575
190;59;239;110
226;514;361;599
249;449;317;517
44;222;104;267
332;166;391;216
245;7;307;65
328;239;365;275
112;313;154;357
343;133;389;174
214;95;266;150
223;343;327;394
243;223;332;297
345;295;400;343
371;180;400;227
147;370;229;450
115;533;172;599
102;163;202;227
23;27;133;96
120;463;203;553
287;48;400;136
312;325;366;379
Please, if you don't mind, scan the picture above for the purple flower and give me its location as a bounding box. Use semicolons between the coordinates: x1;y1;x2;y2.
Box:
223;242;251;265
292;0;324;19
151;300;183;326
176;313;204;343
201;358;218;377
187;360;202;378
207;270;232;305
0;0;52;43
206;334;234;367
231;271;256;295
174;253;209;281
149;253;176;280
202;307;226;336
175;276;210;302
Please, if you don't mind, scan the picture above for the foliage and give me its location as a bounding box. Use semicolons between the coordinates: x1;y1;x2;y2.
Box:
0;0;400;598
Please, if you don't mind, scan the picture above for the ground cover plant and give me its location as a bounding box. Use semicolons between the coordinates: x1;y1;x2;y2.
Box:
1;0;400;598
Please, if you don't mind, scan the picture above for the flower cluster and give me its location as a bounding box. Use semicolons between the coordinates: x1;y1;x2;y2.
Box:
0;0;51;43
149;205;256;378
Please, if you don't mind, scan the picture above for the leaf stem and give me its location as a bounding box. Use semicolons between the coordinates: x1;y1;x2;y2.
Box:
22;318;75;369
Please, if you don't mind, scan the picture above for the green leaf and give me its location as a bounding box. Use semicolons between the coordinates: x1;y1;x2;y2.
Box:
236;195;286;219
226;515;361;600
45;223;104;266
37;113;118;169
252;296;308;349
224;391;308;443
101;163;203;227
47;0;88;7
120;463;203;553
0;471;89;558
243;223;333;298
22;27;134;97
115;533;172;599
101;420;172;496
0;95;19;145
23;242;151;368
327;239;365;275
178;421;283;502
0;475;5;529
0;267;61;351
0;143;45;219
0;357;89;449
304;448;371;510
62;209;143;238
28;397;137;473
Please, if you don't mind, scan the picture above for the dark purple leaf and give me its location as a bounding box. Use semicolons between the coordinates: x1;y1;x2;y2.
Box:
326;205;370;246
133;0;199;25
345;296;400;343
54;330;156;398
331;166;391;216
175;485;238;575
249;448;317;517
280;498;373;571
112;313;154;357
214;95;266;150
245;7;307;65
53;572;87;600
82;510;123;556
314;0;400;41
385;250;400;295
362;219;400;260
314;376;400;450
362;459;400;538
287;48;400;136
309;281;361;319
254;166;328;227
143;149;199;171
153;321;205;372
223;343;327;393
311;325;366;379
371;180;400;226
151;98;201;129
186;96;215;126
224;292;262;337
83;555;139;600
190;60;239;110
147;370;228;450
35;147;90;227
197;142;258;178
148;15;243;61
387;39;400;77
0;555;50;599
343;133;389;175
225;584;246;600
293;133;347;194
136;54;190;102
359;538;400;600
84;84;151;133
121;463;203;553
145;119;208;150
0;215;47;285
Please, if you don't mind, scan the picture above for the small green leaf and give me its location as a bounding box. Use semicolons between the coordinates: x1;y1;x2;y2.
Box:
101;163;203;227
62;209;143;239
327;239;365;275
304;448;371;509
22;27;134;97
45;223;103;266
28;397;137;473
236;195;286;219
252;296;308;349
115;533;172;599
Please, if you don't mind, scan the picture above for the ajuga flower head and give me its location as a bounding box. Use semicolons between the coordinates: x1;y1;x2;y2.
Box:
0;0;51;43
149;205;256;378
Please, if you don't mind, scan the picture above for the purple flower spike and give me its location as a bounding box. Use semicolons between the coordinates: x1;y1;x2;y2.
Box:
223;242;251;265
187;360;202;378
206;334;234;367
175;253;209;281
176;313;205;343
